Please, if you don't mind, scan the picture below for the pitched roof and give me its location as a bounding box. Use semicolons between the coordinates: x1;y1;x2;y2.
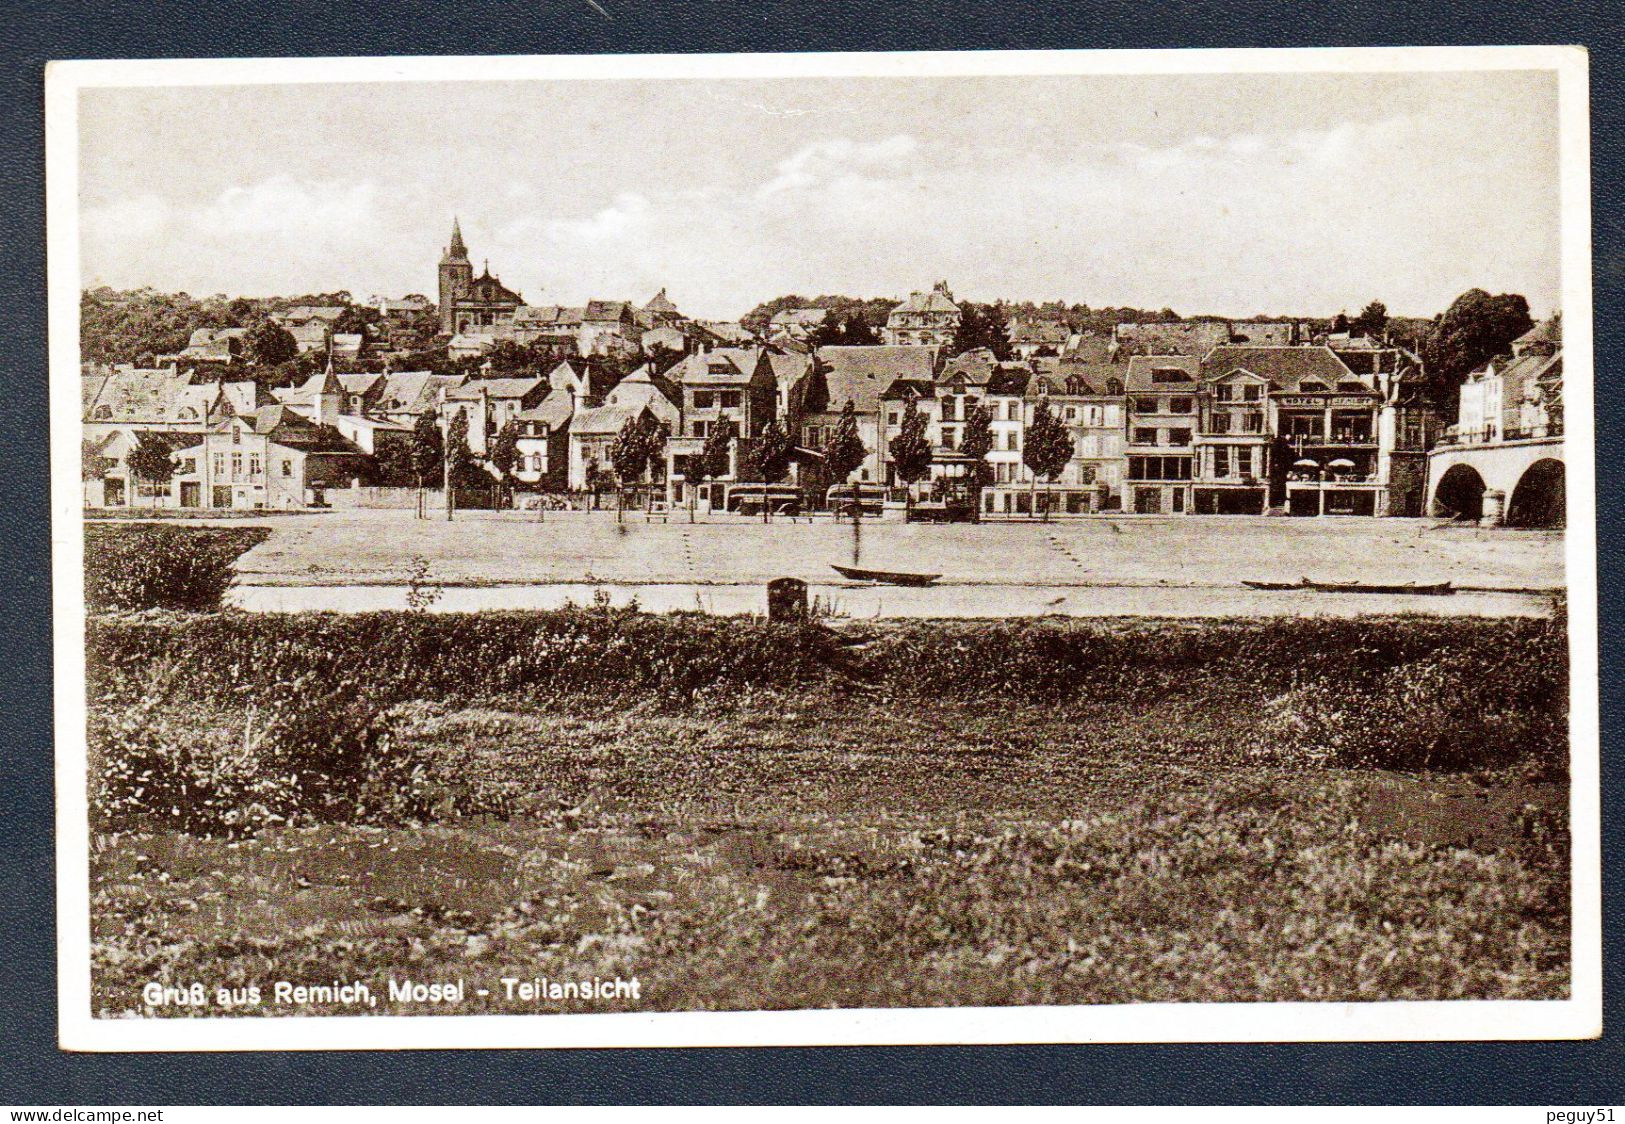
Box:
445;377;545;401
1033;356;1121;396
84;366;195;423
1112;321;1231;357
514;304;585;326
570;403;651;437
643;288;680;315
338;373;382;396
670;348;764;385
938;350;999;387
375;371;467;415
987;367;1031;396
1514;315;1562;348
220;405;357;450
583;299;632;322
1198;346;1357;392
1008;319;1070;346
278;305;346;323
809;345;940;414
515;389;576;427
1125;354;1202;391
891;288;960;316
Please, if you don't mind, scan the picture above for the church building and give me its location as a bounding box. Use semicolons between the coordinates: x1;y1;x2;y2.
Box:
437;218;523;336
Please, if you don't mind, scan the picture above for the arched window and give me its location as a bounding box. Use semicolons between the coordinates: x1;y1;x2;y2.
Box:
1106;378;1123;396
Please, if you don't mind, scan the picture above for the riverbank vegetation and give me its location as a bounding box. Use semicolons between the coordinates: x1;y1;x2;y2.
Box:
85;605;1570;1013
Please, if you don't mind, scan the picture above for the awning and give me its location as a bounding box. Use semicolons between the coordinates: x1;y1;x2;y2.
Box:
1328;458;1357;468
1293;458;1320;468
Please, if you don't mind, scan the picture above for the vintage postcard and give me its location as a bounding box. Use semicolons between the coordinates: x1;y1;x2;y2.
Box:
47;47;1597;1050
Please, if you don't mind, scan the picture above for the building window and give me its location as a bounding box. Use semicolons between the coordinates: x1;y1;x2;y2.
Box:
282;460;293;477
1236;447;1254;477
232;427;241;445
1214;447;1230;477
694;391;715;409
231;453;243;477
248;454;262;477
1242;384;1262;402
692;420;710;438
1215;384;1235;402
1135;396;1159;414
1133;427;1158;445
1168;428;1192;446
212;453;225;476
720;391;742;409
1170;397;1193;414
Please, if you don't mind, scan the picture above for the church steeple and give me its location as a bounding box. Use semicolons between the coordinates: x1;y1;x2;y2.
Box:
446;216;469;261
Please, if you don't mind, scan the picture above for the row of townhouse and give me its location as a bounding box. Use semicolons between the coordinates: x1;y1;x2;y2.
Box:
85;313;1475;519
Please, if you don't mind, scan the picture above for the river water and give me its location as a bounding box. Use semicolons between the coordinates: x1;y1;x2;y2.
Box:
227;581;1555;619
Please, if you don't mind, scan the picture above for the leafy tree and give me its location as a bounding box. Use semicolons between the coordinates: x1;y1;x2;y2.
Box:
821;401;868;487
489;418;520;507
610;413;653;520
82;439;111;481
246;319;299;368
126;431;176;508
1352;300;1389;340
332;304;377;339
889;399;934;520
959;402;995;520
1331;312;1351;334
1420;289;1535;411
701;418;735;481
372;432;417;489
1023;400;1075;522
643;418;671;507
409;412;443;518
951;302;1012;360
444;408;471;520
751;418;795;521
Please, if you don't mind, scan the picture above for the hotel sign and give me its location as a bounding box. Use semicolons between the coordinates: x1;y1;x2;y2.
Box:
1275;395;1375;409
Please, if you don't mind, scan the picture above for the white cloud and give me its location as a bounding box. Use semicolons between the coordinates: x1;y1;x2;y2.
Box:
190;176;378;239
757;134;918;197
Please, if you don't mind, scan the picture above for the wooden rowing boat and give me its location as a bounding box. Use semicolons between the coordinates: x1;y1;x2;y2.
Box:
1242;578;1455;596
831;564;942;587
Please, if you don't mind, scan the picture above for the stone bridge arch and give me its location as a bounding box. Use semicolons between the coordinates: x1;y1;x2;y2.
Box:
1426;437;1564;525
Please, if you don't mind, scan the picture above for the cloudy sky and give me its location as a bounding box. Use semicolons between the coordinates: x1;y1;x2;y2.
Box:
76;68;1561;320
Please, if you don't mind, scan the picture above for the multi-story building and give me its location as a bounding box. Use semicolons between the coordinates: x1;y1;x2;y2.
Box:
796;345;941;496
1200;345;1385;516
513;391;574;492
1020;357;1126;514
1123;355;1201;514
883;282;961;347
173;403;367;510
441;377;550;458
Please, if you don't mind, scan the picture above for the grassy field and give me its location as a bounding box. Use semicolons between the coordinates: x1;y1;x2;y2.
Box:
86;607;1571;1017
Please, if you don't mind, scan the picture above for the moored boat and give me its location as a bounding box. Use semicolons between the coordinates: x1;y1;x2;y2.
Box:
831;564;942;587
1242;577;1455;595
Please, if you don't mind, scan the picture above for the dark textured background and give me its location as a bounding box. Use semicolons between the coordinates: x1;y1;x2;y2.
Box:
1;0;1620;1105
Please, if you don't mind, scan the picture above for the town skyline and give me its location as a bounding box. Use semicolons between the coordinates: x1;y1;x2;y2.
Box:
77;69;1561;321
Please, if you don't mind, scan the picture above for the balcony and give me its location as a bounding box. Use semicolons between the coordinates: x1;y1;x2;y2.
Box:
1285;432;1375;451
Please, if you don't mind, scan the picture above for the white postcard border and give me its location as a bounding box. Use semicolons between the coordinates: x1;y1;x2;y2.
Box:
47;44;1600;1052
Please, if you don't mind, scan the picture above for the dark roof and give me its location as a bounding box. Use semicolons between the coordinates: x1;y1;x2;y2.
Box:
1124;354;1202;390
808;345;940;414
890;288;960;316
1198;346;1357;392
583;300;632;322
1008;319;1069;346
670;348;763;385
987;368;1031;396
446;377;545;401
515;390;575;427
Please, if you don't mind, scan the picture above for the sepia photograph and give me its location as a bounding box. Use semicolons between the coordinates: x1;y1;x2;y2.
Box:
47;47;1598;1050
